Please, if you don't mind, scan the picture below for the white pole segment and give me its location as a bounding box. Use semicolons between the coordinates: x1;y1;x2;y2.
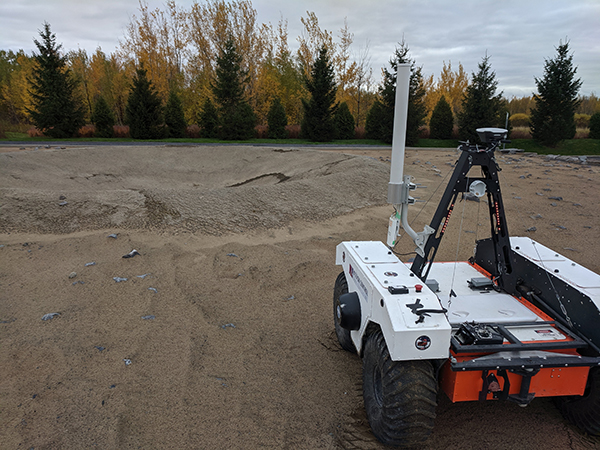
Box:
389;63;411;187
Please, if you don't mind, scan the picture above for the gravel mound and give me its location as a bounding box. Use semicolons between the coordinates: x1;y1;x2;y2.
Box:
0;145;390;234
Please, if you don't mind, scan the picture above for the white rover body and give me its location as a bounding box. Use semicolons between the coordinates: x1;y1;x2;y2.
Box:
333;65;600;447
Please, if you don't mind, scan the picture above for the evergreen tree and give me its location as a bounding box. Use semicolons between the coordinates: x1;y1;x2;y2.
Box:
364;40;426;145
365;99;386;140
334;101;355;139
457;55;504;143
28;22;85;138
213;37;255;140
589;112;600;140
125;67;164;139
301;45;338;142
267;97;288;139
530;41;582;147
429;95;454;139
199;97;219;138
229;101;256;140
164;89;187;138
91;95;115;138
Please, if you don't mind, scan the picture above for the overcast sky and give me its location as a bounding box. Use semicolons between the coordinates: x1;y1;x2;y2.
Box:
1;0;598;98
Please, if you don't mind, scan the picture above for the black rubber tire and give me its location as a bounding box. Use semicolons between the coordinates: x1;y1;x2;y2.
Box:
362;329;437;447
555;367;600;436
334;271;356;353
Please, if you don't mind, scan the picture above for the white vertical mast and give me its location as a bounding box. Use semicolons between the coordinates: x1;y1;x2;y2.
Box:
386;63;434;254
388;63;411;194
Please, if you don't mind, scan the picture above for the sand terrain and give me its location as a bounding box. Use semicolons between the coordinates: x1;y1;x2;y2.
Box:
1;143;599;449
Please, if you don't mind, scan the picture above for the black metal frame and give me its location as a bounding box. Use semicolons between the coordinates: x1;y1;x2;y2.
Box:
449;320;600;405
450;321;588;354
410;140;513;292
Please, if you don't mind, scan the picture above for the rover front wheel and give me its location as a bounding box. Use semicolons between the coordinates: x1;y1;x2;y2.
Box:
362;329;437;447
333;271;356;353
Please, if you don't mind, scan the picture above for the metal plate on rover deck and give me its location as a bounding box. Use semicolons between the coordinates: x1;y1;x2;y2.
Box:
349;241;399;264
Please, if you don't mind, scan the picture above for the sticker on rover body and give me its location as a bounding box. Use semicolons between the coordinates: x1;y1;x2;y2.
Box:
384;271;398;277
349;264;369;301
415;335;431;350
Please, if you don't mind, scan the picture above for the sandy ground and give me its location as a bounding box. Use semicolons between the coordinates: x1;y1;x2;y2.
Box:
1;143;600;449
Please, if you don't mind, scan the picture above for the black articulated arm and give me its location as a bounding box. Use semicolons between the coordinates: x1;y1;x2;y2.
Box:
410;137;513;289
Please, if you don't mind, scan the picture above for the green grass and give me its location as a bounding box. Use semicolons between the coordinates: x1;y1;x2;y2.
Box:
417;139;460;148
2;133;598;155
509;138;600;155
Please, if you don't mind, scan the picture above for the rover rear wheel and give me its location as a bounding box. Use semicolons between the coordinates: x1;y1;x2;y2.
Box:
555;367;600;435
362;329;437;447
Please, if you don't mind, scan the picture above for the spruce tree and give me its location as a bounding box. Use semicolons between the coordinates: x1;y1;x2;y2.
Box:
457;55;504;143
267;97;288;139
589;112;600;139
364;40;426;145
164;89;187;138
213;38;255;140
365;100;386;140
334;101;355;139
199;97;219;138
301;45;338;142
125;67;164;139
530;41;582;147
28;22;85;138
429;95;454;139
91;95;115;138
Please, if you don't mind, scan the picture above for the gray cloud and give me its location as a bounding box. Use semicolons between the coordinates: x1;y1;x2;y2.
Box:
1;0;598;97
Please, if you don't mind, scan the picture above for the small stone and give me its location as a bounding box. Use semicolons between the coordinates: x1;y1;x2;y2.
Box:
59;195;66;200
226;253;239;257
113;277;127;283
549;196;563;201
536;192;544;196
148;287;157;293
141;315;156;320
573;203;582;207
550;203;557;207
122;249;140;259
68;272;77;279
58;201;68;206
107;234;118;239
526;227;537;232
543;188;551;191
513;196;521;200
123;359;132;366
42;313;60;321
95;346;105;352
84;262;96;267
221;323;236;329
530;214;543;220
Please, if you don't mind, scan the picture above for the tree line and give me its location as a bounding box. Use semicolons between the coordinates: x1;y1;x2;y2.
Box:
0;0;597;146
